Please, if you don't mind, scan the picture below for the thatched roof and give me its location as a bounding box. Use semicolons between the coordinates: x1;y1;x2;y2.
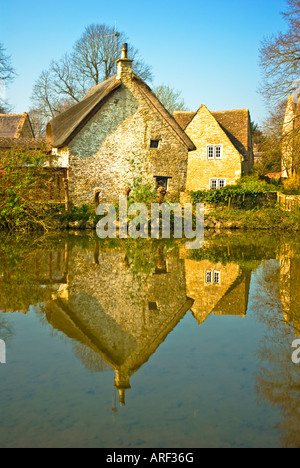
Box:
0;113;33;138
174;108;251;157
47;74;196;151
133;77;195;150
47;75;121;148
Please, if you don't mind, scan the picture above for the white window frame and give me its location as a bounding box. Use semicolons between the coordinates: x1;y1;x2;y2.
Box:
207;144;223;160
213;271;221;284
210;178;227;190
206;270;221;285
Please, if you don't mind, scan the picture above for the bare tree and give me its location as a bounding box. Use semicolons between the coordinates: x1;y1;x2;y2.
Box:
152;84;189;114
259;0;300;107
255;102;286;175
30;23;153;132
0;42;16;113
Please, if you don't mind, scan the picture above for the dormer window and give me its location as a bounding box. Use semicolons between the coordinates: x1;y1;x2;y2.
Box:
207;145;223;159
150;139;160;149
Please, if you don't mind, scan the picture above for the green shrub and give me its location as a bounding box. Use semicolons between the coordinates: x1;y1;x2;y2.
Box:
191;176;280;208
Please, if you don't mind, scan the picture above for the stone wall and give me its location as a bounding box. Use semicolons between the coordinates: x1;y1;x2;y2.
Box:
278;192;300;212
67;82;189;205
184;105;243;192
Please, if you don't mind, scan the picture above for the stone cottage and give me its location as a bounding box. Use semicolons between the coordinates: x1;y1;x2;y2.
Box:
46;43;195;206
174;105;254;192
0;112;66;203
0;112;34;139
282;95;300;178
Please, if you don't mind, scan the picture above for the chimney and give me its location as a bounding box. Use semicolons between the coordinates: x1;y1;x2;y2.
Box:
116;43;133;82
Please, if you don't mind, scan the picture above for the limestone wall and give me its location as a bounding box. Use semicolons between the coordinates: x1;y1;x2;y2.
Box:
185;105;243;192
66;83;189;205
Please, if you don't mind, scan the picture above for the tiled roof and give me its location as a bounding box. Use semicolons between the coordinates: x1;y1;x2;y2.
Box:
0;137;48;150
173;111;196;130
211;109;250;157
0;113;27;138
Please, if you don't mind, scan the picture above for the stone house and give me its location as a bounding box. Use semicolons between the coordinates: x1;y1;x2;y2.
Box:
174;105;254;192
46;44;195;206
282;95;300;178
0;112;34;138
0;115;66;203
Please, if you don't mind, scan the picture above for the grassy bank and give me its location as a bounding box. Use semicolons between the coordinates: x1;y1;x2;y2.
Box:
204;207;300;231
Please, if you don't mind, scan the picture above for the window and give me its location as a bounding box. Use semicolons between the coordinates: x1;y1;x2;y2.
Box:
154;176;171;190
206;270;221;284
215;146;222;159
207;146;215;160
206;271;213;283
210;178;226;190
207;145;223;160
150;139;160;149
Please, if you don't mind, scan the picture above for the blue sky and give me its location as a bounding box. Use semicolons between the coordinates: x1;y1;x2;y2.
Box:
0;0;288;125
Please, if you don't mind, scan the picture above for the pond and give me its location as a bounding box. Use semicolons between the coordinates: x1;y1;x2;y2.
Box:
0;230;299;448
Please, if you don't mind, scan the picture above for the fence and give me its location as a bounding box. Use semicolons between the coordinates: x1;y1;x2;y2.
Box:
277;192;300;212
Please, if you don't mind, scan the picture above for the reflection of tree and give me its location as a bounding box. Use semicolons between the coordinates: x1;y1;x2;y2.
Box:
0;316;13;344
73;343;110;373
252;258;300;448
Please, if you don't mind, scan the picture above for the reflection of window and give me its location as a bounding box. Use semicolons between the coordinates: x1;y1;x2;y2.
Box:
206;270;221;284
210;178;226;190
148;302;158;310
214;271;220;284
155;261;167;275
150;139;160;148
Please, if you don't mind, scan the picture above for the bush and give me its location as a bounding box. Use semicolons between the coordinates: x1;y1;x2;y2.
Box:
191;176;280;208
283;174;300;192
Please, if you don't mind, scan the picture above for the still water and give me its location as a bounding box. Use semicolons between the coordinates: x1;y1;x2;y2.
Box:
0;230;299;448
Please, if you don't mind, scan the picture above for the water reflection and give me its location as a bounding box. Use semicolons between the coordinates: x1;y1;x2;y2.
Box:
0;232;300;447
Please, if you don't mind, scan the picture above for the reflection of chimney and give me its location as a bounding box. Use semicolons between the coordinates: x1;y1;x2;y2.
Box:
114;370;131;406
116;43;133;82
118;389;126;406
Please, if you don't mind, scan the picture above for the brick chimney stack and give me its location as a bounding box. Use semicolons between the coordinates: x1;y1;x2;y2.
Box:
116;43;133;82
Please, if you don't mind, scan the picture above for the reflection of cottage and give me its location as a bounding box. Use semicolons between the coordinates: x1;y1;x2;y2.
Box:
0;247;68;313
184;258;251;325
45;242;193;405
46;44;195;205
174;106;254;191
279;246;300;336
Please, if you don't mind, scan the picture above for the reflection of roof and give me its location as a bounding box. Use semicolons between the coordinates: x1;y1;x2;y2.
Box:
212;270;251;317
46;292;194;394
47;75;196;150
